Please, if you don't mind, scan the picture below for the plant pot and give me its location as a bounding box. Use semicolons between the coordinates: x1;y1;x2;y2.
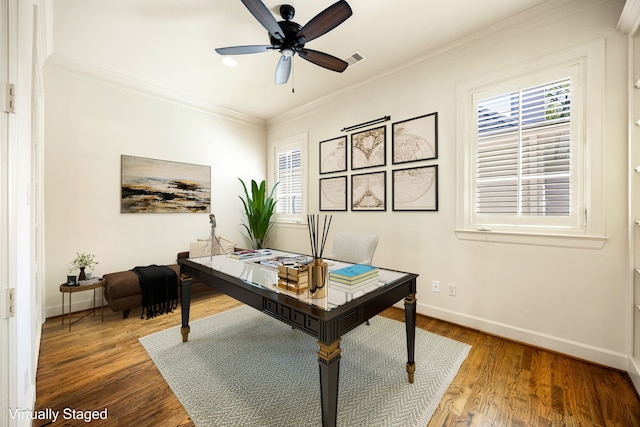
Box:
78;267;86;281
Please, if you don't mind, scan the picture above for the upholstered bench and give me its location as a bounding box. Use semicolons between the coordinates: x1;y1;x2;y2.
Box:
104;263;215;318
104;240;235;318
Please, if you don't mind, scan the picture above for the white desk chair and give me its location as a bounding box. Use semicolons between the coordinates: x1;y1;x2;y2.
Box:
328;232;379;265
329;232;379;326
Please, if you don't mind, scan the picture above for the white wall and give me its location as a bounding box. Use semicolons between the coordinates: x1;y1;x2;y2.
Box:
267;0;630;368
43;58;267;317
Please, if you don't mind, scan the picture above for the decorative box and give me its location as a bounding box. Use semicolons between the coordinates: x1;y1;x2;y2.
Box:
277;264;309;294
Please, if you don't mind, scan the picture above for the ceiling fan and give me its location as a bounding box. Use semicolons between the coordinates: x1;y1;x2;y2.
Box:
215;0;353;85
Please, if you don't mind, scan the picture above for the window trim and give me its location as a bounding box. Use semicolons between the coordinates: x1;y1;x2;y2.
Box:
269;132;308;225
455;39;605;248
472;68;580;228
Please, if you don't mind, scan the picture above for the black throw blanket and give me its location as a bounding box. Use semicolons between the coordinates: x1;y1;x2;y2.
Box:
132;265;178;319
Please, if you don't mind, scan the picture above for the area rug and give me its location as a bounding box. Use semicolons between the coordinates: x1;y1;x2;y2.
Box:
139;306;470;427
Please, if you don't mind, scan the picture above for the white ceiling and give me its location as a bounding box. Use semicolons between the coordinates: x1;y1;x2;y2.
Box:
51;0;554;120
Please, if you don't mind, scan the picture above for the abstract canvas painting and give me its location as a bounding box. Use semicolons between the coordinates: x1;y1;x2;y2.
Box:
121;155;211;213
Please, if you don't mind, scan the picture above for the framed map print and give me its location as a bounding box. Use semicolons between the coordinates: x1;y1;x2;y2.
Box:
319;176;347;211
351;126;386;170
351;171;386;211
392;165;438;211
392;112;438;164
319;136;347;174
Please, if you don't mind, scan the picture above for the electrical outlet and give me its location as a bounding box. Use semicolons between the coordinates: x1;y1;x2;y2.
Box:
448;284;457;297
431;280;440;293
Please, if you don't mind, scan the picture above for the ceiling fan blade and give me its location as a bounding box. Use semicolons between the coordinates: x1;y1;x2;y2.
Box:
215;45;272;55
275;55;292;85
296;0;352;44
299;49;348;73
241;0;284;42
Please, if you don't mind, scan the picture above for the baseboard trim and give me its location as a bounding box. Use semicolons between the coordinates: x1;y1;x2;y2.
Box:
418;302;628;371
628;356;640;394
46;294;106;320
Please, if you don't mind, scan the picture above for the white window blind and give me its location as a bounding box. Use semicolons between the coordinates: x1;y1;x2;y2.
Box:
276;147;303;215
457;40;605;246
476;77;571;218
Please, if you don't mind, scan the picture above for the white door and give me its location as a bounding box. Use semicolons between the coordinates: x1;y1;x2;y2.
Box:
0;0;14;424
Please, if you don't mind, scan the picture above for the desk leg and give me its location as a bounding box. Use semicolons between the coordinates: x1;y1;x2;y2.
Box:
180;276;192;342
61;293;64;326
404;293;417;383
317;339;341;427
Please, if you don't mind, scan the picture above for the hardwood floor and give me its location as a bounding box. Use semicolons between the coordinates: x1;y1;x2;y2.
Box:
35;291;640;426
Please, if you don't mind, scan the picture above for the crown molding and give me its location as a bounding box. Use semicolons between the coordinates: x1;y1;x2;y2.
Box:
44;53;265;128
268;0;609;126
618;0;640;35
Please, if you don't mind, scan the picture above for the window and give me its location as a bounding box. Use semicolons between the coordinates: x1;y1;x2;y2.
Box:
276;148;302;215
456;40;605;247
271;133;307;224
476;77;573;221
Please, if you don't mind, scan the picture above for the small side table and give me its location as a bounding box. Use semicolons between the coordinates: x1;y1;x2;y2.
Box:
59;279;105;331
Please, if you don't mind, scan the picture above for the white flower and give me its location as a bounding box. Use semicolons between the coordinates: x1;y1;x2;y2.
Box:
71;252;98;270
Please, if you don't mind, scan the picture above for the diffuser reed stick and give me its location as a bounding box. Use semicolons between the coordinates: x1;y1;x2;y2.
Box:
307;214;332;258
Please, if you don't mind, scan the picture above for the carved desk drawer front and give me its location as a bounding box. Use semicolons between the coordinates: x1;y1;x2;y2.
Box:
263;298;321;335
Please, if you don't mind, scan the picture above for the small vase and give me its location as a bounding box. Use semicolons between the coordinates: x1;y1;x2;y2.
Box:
78;267;86;281
309;258;328;298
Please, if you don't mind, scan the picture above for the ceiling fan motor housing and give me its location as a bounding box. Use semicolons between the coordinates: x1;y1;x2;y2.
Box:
216;0;352;84
270;15;304;52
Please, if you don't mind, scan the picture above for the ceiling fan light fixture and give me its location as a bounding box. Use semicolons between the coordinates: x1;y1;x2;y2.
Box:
216;0;353;84
221;57;238;67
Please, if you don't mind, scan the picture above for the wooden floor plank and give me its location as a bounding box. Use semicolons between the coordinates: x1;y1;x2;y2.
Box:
34;291;640;426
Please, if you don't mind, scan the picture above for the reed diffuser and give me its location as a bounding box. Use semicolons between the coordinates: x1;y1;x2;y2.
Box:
307;214;332;298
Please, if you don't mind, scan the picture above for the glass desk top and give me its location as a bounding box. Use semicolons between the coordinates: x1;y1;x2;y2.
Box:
187;250;408;312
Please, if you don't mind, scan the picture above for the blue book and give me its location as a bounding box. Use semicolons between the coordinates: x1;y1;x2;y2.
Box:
330;264;378;280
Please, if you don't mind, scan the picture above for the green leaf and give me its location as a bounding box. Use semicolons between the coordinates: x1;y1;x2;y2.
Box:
238;178;279;249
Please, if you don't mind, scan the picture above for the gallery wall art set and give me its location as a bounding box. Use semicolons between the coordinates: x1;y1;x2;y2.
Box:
319;112;439;212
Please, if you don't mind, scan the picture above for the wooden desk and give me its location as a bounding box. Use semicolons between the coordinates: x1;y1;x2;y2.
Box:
59;279;105;331
178;251;418;427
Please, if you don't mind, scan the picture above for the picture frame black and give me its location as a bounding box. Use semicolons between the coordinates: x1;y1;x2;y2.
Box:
392;112;438;165
392;165;438;211
66;275;78;286
319;176;348;211
319;136;347;174
351;171;386;211
351;126;386;170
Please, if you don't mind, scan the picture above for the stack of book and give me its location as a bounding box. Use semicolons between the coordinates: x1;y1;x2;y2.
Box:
329;264;379;290
258;255;312;269
228;249;272;260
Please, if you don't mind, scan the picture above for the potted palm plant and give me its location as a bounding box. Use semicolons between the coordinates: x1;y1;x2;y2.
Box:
238;178;279;249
